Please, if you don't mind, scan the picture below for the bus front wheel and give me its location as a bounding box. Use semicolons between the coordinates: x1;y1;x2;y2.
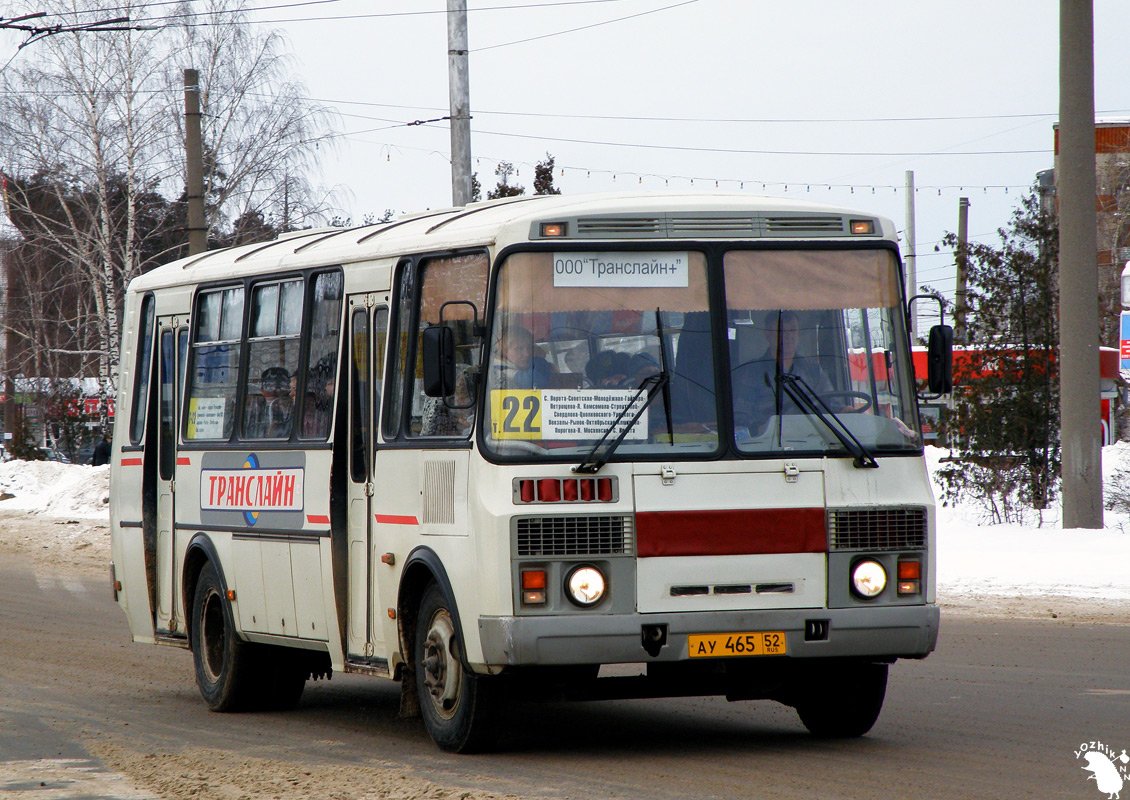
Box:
414;582;498;753
191;561;258;711
793;662;888;738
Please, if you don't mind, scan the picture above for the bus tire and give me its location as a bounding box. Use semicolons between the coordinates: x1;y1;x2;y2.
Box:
414;582;498;753
794;662;888;738
190;561;257;712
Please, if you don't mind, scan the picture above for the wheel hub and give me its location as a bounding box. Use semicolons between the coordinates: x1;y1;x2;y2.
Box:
421;610;461;719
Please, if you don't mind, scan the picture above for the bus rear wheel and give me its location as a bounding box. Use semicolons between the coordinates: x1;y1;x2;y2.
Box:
414;582;498;753
191;561;258;711
793;662;888;738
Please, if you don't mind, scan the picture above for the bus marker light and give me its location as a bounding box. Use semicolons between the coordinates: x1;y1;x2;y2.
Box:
897;580;920;595
540;222;566;237
537;478;561;502
898;560;921;580
226;589;237;601
387;608;396;619
850;219;875;235
381;552;396;565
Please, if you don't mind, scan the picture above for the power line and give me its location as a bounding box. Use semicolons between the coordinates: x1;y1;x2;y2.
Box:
473;0;698;52
57;0;638;27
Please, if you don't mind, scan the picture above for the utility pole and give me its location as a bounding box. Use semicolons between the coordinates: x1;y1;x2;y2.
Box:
904;170;918;340
447;0;472;207
183;69;207;255
1059;0;1102;528
954;197;970;344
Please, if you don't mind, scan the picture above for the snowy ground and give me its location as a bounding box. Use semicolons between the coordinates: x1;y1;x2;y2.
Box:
0;449;1126;619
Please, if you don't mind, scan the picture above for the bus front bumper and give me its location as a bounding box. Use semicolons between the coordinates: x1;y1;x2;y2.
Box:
477;604;939;667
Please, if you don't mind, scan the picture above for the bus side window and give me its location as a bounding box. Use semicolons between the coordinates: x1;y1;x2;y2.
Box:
411;253;488;437
300;271;343;440
129;294;155;445
185;287;244;441
243;279;303;440
383;263;413;440
374;307;388;433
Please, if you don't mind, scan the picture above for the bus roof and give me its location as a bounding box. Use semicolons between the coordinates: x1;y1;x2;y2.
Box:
127;191;899;293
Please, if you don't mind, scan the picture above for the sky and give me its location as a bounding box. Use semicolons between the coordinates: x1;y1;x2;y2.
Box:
5;0;1130;314
260;0;1129;313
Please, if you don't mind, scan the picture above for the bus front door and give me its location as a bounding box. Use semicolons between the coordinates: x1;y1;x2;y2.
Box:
344;298;388;667
154;319;186;635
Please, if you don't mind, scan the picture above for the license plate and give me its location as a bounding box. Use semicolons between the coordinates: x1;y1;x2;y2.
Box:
687;631;787;658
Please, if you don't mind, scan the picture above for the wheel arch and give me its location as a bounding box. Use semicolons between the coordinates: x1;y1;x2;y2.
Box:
397;546;464;676
182;533;229;645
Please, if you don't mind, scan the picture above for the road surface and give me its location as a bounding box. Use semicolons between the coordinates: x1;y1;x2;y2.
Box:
1;544;1127;799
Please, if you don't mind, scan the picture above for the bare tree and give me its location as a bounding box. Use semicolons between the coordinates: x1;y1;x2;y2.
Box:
169;0;339;235
0;0;337;429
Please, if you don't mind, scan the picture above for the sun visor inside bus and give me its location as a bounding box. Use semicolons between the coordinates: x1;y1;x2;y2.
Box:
723;250;901;311
494;251;710;313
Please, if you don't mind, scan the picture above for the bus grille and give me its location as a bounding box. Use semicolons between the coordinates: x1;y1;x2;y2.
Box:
516;515;634;557
827;507;927;551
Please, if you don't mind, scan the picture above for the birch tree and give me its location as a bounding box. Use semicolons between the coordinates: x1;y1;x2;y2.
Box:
0;0;335;418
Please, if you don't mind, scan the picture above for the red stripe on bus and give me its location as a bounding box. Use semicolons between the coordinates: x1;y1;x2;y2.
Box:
375;514;420;525
635;508;827;558
177;457;191;466
120;458;143;467
306;514;330;525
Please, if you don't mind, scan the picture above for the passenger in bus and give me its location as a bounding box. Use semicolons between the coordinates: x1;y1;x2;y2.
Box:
303;355;337;438
732;311;839;435
245;366;294;438
585;349;659;389
490;324;554;389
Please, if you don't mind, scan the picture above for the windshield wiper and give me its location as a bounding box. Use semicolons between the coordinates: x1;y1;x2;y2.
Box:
776;373;878;469
574;372;669;474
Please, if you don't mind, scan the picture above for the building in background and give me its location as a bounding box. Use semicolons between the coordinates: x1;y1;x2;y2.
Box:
1052;117;1130;349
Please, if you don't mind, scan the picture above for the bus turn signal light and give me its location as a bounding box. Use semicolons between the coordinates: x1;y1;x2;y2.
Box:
522;569;547;605
898;560;921;580
897;559;921;595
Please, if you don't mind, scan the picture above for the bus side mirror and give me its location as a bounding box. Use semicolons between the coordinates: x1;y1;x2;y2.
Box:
422;325;455;397
927;324;953;395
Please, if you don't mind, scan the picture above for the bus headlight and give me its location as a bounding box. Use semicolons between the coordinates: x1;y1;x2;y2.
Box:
565;566;606;607
851;559;887;599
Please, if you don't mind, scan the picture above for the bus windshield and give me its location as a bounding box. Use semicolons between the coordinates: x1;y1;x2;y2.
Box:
481;248;921;461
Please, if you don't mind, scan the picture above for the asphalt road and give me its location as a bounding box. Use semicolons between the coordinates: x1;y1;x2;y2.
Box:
1;552;1128;800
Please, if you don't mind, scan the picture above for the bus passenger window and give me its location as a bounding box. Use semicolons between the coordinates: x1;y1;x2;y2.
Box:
299;271;343;440
243;279;303;440
186;287;244;441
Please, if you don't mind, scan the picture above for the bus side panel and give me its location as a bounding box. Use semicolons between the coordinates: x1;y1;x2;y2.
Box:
110;293;155;643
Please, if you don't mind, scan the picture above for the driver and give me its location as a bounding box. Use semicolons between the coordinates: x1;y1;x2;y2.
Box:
732;310;841;435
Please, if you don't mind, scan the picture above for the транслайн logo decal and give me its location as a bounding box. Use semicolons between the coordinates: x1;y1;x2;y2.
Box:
1076;741;1129;799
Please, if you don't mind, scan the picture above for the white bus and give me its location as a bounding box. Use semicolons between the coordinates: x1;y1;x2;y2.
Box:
110;192;950;752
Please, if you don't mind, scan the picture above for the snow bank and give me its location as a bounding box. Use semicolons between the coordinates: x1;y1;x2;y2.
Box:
0;460;110;519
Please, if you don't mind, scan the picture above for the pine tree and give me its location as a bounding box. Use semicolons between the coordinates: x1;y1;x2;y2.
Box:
936;188;1060;522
